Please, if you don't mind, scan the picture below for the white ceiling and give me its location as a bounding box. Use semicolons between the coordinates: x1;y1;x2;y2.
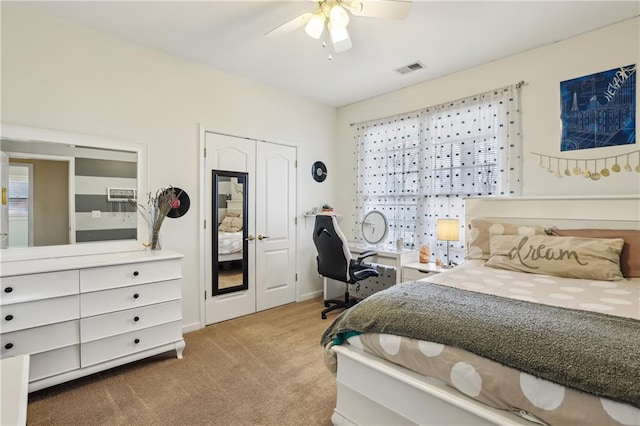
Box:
24;1;640;107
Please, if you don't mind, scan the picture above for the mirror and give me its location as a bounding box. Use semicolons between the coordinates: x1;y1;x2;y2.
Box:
0;123;147;254
212;170;248;295
362;210;388;245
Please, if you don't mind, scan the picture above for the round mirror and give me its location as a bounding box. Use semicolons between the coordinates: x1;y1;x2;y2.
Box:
362;210;388;245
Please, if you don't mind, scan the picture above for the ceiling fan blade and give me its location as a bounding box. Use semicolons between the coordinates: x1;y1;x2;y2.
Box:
348;0;412;19
265;12;314;37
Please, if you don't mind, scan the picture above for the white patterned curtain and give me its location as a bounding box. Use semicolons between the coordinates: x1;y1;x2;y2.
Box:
354;84;522;262
354;112;422;247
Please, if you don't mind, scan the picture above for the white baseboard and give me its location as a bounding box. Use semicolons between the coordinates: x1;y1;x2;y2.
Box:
182;321;202;333
299;289;323;301
184;294;323;333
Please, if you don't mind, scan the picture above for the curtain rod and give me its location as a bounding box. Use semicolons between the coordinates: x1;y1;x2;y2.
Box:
349;80;525;127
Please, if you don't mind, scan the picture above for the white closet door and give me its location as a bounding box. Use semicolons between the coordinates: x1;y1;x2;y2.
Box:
255;142;297;311
205;133;256;325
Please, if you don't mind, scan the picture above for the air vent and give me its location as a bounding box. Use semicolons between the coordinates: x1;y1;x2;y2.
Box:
395;61;426;75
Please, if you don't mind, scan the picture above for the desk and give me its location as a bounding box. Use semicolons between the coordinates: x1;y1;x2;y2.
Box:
324;243;417;300
0;355;30;426
402;262;444;281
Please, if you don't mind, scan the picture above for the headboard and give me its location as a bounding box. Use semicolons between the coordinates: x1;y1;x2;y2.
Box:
465;196;640;230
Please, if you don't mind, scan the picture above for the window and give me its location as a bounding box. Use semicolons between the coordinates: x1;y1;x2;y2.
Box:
8;165;30;217
355;85;522;264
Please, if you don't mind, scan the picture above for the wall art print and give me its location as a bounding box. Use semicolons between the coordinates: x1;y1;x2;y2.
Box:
560;64;636;151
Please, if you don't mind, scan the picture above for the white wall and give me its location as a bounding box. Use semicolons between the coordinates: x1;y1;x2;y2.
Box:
336;17;640;239
1;4;337;329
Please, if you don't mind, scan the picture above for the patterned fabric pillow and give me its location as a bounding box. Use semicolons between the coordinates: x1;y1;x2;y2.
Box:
548;228;640;278
218;216;243;232
486;234;624;281
465;219;547;260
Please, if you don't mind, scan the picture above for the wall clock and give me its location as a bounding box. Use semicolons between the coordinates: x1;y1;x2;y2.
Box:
362;210;388;245
312;161;327;182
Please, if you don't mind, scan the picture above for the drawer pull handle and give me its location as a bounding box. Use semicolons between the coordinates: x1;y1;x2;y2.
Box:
4;287;12;293
134;316;140;322
133;271;139;277
4;343;13;350
134;338;140;344
4;315;13;321
133;293;140;299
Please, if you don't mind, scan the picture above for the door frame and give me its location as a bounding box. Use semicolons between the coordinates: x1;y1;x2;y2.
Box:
198;125;300;328
5;152;75;245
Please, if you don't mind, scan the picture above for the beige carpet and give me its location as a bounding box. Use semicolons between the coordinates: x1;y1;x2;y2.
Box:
27;298;337;425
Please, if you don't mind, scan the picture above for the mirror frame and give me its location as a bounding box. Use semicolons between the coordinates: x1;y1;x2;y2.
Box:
362;210;389;245
0;123;148;261
212;170;248;296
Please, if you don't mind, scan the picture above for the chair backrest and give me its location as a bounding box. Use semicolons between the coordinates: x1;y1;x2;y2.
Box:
312;214;352;283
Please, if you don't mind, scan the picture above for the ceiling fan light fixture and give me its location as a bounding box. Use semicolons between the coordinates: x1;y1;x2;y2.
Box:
304;13;326;39
329;4;350;28
329;23;352;52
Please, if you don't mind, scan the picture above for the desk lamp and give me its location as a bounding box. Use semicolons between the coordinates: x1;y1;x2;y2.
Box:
437;218;460;267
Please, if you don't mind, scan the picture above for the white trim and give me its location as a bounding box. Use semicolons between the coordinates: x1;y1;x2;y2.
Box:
69;157;76;243
199;126;300;327
0;123;149;260
182;321;201;334
198;124;207;330
298;289;323;302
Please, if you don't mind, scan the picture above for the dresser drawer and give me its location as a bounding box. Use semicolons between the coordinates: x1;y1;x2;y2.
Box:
80;258;181;292
1;320;79;358
81;320;182;367
30;345;80;382
81;280;181;317
1;270;79;306
81;300;182;343
402;266;438;282
0;295;80;333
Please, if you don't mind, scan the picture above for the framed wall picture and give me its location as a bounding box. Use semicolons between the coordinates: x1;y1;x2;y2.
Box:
560;64;636;151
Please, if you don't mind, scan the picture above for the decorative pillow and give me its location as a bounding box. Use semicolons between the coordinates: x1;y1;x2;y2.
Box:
225;211;241;217
218;216;243;232
486;234;624;281
547;228;640;278
466;219;547;260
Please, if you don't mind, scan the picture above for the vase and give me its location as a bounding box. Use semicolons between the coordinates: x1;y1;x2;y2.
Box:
149;226;162;251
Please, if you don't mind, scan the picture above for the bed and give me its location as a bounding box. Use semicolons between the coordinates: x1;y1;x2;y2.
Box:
322;196;640;426
218;209;243;262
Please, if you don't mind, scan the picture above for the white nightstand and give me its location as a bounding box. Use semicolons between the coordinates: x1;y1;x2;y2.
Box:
402;262;445;281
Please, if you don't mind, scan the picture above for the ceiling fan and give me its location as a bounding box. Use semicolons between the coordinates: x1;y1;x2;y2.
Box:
265;0;412;54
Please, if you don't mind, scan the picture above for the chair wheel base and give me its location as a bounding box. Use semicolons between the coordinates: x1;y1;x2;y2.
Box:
321;295;359;319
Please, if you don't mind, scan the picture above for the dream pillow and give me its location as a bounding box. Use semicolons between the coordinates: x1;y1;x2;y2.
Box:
486;234;624;281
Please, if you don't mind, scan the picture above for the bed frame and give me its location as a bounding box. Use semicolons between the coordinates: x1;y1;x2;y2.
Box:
218;252;243;262
330;195;640;426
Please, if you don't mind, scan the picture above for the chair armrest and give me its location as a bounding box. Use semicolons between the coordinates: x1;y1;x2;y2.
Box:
351;267;379;282
355;250;377;263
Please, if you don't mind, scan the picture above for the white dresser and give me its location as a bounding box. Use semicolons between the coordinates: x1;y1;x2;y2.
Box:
0;249;185;392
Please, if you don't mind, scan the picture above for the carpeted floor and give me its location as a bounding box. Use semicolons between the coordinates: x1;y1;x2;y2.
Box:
27;298;337;425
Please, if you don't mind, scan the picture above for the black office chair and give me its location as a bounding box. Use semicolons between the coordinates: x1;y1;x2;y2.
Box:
313;214;379;319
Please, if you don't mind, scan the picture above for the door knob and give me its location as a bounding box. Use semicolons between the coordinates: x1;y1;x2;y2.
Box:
257;234;270;240
245;235;255;241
